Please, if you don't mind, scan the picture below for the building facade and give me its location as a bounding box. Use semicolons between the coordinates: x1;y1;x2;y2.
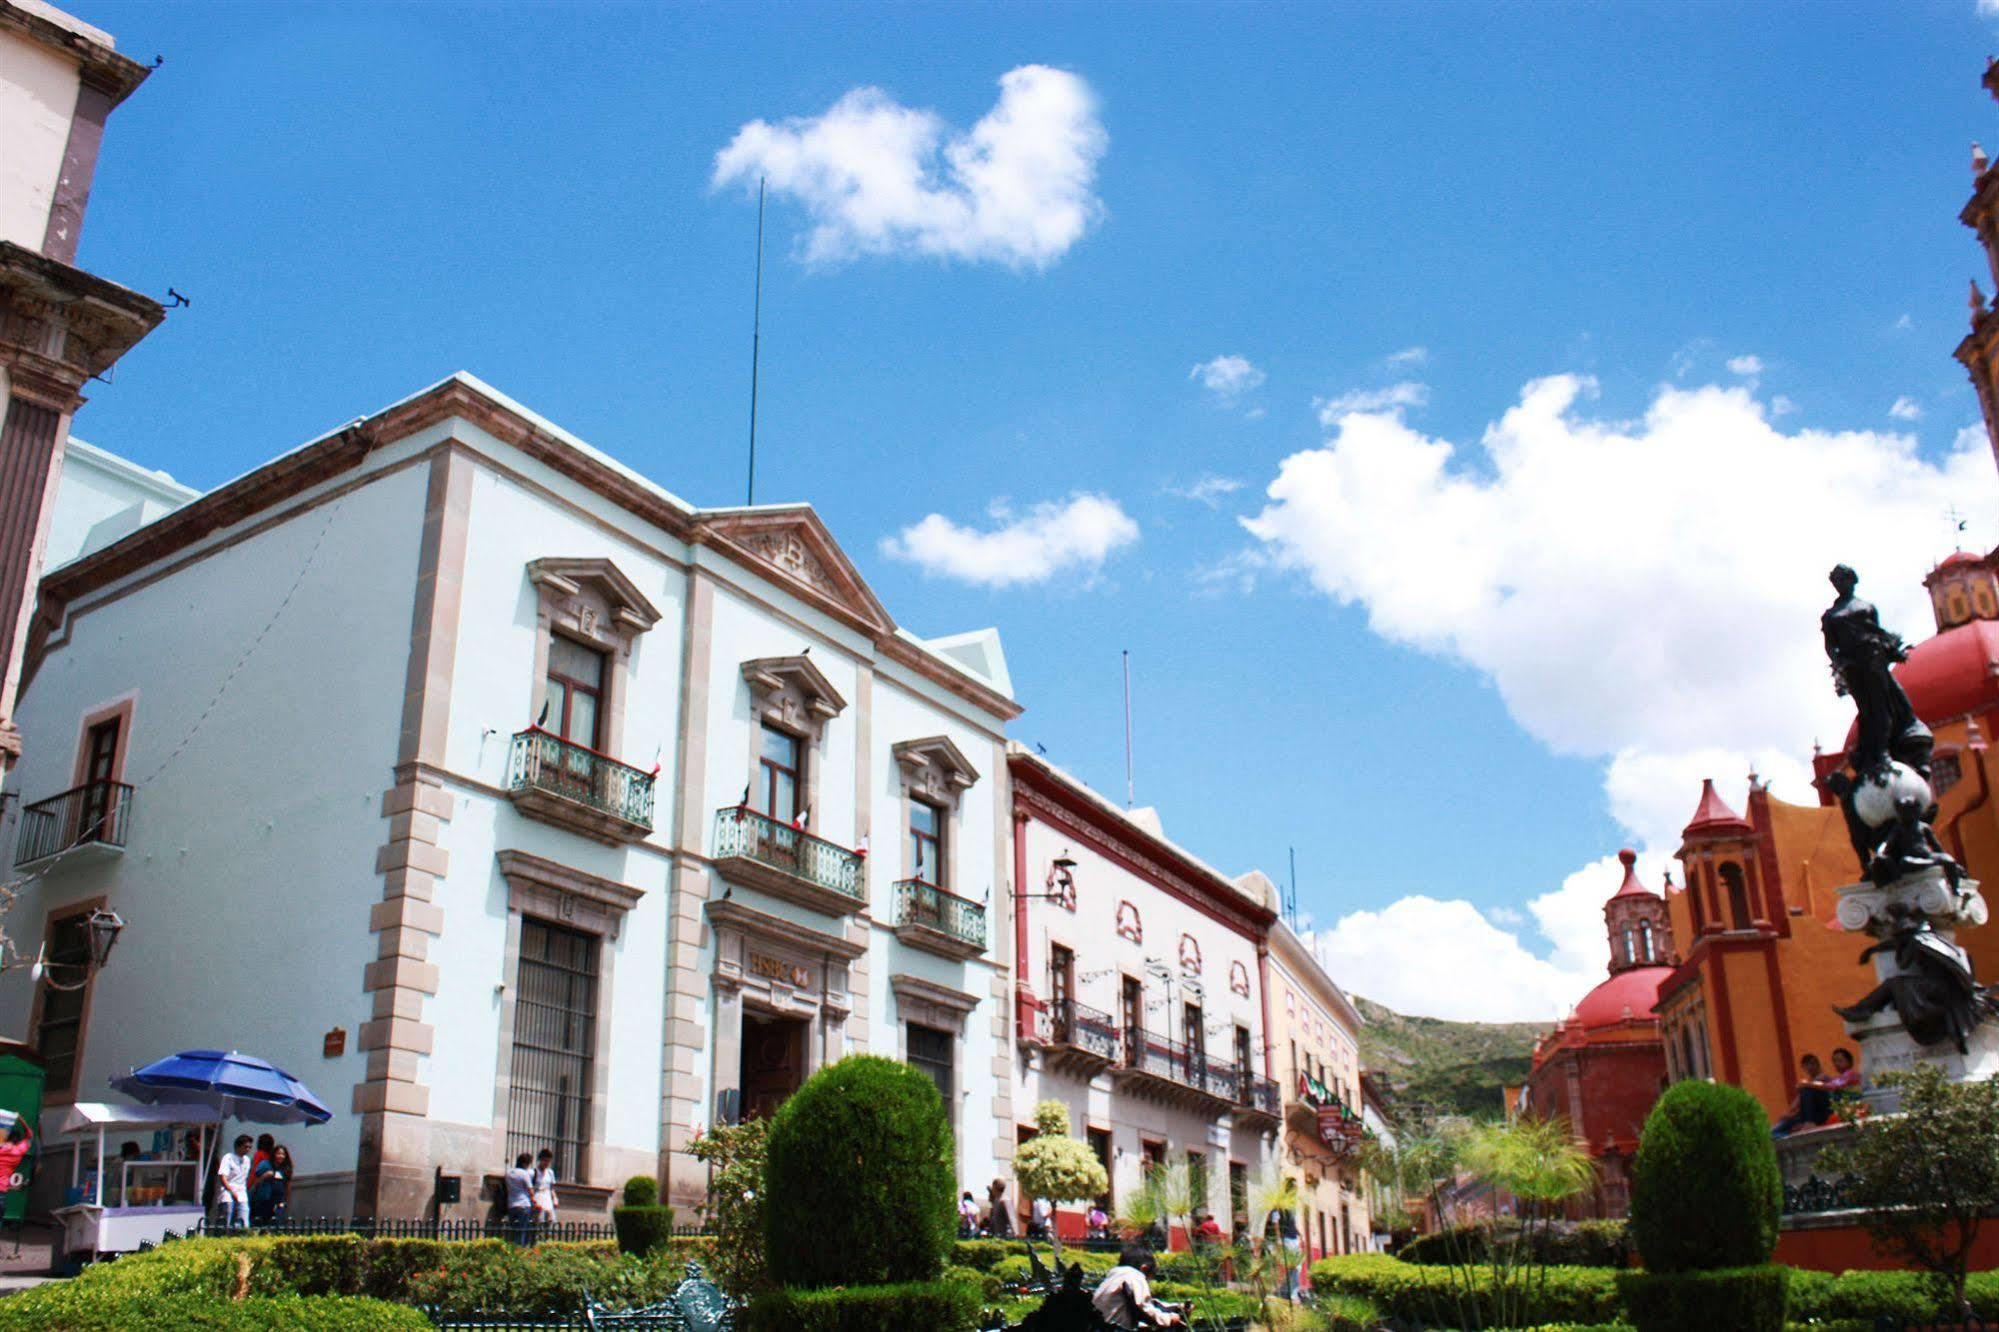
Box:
1008;749;1281;1245
0;373;1020;1221
1523;850;1673;1218
1261;910;1370;1261
0;0;162;781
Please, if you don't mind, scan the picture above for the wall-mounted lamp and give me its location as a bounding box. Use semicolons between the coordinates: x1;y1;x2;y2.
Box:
1014;852;1078;904
31;907;125;992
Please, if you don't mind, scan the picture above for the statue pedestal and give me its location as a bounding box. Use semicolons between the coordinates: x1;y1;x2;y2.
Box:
1834;868;1993;1106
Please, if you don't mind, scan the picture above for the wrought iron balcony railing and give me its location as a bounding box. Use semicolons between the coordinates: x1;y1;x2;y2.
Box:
1237;1073;1281;1117
893;879;987;950
506;729;655;831
16;780;133;867
1048;998;1119;1061
1122;1031;1239;1101
713;806;864;903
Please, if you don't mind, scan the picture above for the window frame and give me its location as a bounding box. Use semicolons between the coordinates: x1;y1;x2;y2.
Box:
756;721;805;822
543;634;608;751
505;916;602;1183
908;796;946;888
30;896;108;1102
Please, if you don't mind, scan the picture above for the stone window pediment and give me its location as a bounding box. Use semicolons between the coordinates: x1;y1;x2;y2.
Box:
891;735;980;804
496;849;643;940
742;655;847;733
528;558;662;646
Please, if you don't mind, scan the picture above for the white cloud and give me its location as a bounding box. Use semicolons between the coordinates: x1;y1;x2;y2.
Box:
1894;313;1915;331
1166;474;1245;507
1190;355;1265;403
1308;896;1595;1022
1981;0;1999;17
1890;396;1924;422
1484;905;1526;928
881;493;1137;586
1386;346;1430;367
1771;394;1799;418
713;65;1106;268
1727;354;1765;376
1249;377;1999;1019
1314;381;1429;425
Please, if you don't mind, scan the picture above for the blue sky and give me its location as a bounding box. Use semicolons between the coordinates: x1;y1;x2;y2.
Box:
65;0;1999;1018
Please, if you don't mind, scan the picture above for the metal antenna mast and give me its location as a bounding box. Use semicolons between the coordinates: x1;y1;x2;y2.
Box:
746;177;765;506
1122;649;1134;808
1287;846;1299;928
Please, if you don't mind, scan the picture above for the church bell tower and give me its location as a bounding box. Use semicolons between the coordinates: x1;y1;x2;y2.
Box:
1956;60;1999;478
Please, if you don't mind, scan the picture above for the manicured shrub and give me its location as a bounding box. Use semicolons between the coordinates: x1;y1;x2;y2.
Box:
1307;1253;1622;1325
1618;1264;1789;1332
0;1289;430;1331
1629;1080;1780;1273
622;1174;659;1207
941;1262;1001;1301
951;1238;1028;1271
1398;1218;1633;1268
762;1053;955;1288
743;1278;983;1332
613;1199;676;1255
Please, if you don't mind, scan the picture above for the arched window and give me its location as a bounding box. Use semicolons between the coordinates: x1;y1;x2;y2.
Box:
1639;919;1655;962
1720;863;1752;930
1621;926;1634;963
1681;1028;1696;1082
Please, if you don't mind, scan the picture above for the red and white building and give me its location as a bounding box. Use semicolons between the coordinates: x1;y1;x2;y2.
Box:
1008;747;1281;1244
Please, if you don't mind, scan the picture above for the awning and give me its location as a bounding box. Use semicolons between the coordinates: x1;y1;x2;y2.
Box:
55;1102;223;1136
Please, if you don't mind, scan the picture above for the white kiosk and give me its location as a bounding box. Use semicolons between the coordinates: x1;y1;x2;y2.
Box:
50;1102;221;1260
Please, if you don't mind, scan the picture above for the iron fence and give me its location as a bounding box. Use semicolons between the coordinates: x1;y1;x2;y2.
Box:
186;1215;710;1243
16;779;133;866
1782;1173;1854;1215
712;805;864;900
1237;1073;1281;1117
894;878;988;949
508;729;655;830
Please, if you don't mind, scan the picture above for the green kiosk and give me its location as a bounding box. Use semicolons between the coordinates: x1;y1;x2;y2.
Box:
0;1043;46;1226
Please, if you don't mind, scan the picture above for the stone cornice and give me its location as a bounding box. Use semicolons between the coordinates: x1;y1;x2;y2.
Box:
707;896;868;960
0;2;152;103
1010;757;1274;938
889;972;980;1013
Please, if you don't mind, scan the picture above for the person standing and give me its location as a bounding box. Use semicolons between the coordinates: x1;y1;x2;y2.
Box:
531;1148;558;1233
252;1145;293;1226
985;1178;1013;1239
0;1114;32;1207
1029;1193;1053;1240
215;1135;254;1230
504;1153;536;1245
958;1190;980;1238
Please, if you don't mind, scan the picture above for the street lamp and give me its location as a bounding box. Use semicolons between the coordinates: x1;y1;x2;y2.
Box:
1013;852;1077;905
30;907;124;991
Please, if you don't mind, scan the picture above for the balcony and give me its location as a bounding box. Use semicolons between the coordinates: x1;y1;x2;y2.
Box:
1290;1074;1371;1157
893;879;987;960
1234;1073;1282;1131
1037;998;1119;1079
1111;1031;1239;1116
505;729;654;845
711;805;866;917
15;780;133;869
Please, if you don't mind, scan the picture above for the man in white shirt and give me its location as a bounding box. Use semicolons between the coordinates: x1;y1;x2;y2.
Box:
215;1134;253;1230
1029;1194;1053;1239
1091;1245;1183;1329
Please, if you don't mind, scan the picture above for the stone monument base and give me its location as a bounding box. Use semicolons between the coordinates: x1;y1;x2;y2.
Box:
1842;1008;1999;1112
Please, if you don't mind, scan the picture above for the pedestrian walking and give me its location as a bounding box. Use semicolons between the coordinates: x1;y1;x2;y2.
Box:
958;1190;980;1238
504;1152;536;1244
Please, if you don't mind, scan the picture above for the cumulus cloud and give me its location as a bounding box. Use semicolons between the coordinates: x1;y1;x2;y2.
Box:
1308;896;1595;1022
1981;0;1999;17
1314;381;1429;425
1728;354;1765;376
1894;313;1915;331
1387;346;1430;367
1166;474;1245;507
881;493;1137;586
1252;376;1999;1019
1890;396;1924;422
713;65;1106;268
1190;355;1265;404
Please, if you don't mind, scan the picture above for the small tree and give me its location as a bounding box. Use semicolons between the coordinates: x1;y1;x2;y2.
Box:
1014;1101;1109;1216
1463;1115;1597;1324
1822;1063;1999;1318
687;1116;770;1299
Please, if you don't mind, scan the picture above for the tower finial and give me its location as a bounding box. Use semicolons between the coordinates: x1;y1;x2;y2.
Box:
1975;141;1990;177
1973;279;1988;328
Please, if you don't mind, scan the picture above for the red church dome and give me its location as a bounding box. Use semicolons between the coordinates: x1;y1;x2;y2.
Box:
1570;965;1673;1030
1894;618;1999;725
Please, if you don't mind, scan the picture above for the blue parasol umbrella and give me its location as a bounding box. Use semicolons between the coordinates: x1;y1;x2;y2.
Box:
112;1049;333;1126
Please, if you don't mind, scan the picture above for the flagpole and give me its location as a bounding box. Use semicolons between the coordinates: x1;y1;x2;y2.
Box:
1123;649;1134;809
746;176;766;507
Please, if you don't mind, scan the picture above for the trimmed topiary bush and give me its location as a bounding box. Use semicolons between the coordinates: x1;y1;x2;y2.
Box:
613;1174;674;1256
1629;1080;1780;1273
763;1053;955;1289
1619;1265;1789;1330
742;1279;983;1332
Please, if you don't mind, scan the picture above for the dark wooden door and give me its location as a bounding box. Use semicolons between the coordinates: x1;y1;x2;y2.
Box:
743;1016;805;1120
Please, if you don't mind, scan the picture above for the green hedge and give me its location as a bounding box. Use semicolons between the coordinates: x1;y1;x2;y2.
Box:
0;1288;430;1331
1308;1253;1622;1324
613;1203;677;1256
1630;1081;1779;1273
1619;1264;1788;1332
1397;1219;1633;1268
743;1279;983;1332
764;1055;956;1289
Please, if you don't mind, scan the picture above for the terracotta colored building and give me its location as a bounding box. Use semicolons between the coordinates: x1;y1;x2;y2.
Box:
1522;851;1674;1218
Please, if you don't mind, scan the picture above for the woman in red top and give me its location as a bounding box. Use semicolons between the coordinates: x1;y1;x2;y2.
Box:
0;1114;32;1201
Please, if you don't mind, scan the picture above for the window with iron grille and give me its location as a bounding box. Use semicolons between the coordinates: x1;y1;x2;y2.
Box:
508;918;599;1181
906;1023;954;1104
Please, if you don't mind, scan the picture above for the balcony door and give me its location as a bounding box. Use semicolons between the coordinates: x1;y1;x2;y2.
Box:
1049;944;1074;1038
545;636;606;749
1234;1025;1253;1087
757;724;802;823
76;718;120;845
1120;976;1143;1067
1183;1001;1205;1076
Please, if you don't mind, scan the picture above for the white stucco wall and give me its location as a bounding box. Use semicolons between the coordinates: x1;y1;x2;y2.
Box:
45;441;199;570
0;28;80;253
0;454;430;1191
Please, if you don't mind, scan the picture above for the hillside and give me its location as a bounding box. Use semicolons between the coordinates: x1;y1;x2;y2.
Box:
1354;996;1545;1121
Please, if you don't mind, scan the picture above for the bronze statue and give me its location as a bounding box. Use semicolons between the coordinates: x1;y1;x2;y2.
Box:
1868;796;1966;889
1823;563;1932;781
1834;904;1992;1053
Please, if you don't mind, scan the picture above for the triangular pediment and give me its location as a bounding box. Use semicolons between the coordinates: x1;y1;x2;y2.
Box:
698;507;893;633
892;734;980;789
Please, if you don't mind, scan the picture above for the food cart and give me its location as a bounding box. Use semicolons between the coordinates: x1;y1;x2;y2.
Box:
49;1101;221;1260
